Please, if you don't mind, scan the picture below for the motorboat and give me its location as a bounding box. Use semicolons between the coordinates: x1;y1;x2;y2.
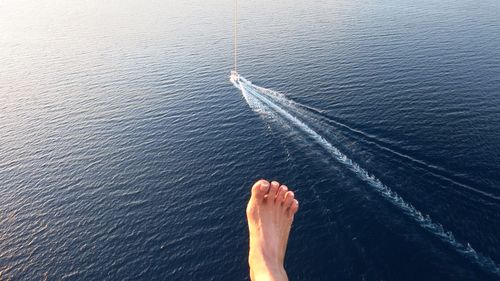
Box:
230;70;241;89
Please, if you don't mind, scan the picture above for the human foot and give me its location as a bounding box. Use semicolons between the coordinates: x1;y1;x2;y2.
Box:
246;179;299;281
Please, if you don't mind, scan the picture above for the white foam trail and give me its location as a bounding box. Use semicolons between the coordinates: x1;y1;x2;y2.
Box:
236;76;500;277
256;83;500;204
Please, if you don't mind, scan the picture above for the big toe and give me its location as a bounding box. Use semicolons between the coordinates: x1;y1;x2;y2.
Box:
251;179;270;201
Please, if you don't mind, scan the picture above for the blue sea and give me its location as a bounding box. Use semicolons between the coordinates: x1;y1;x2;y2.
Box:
1;0;500;280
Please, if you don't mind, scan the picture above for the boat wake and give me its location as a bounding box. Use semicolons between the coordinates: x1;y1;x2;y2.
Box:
231;73;500;277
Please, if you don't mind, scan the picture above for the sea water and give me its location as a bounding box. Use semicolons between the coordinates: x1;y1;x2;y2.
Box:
1;0;500;280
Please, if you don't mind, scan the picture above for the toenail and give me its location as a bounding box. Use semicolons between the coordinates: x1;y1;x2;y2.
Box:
260;181;269;190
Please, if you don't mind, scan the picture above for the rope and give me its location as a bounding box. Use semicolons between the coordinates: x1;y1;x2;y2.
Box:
234;0;238;72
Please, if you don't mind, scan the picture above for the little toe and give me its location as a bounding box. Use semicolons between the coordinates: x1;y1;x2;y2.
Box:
289;199;299;215
251;179;270;201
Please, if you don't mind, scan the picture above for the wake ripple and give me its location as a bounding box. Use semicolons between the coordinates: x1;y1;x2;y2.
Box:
255;84;500;204
236;75;500;277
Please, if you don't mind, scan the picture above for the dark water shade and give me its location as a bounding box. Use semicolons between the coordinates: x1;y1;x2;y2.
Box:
1;0;500;280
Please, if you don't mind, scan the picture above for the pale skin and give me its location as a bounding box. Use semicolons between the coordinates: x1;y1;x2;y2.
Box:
246;179;299;281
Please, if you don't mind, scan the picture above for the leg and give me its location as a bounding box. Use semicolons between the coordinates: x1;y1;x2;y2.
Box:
246;179;299;281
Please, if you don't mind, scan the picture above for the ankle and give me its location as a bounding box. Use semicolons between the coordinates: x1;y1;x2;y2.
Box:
250;265;287;281
249;251;287;281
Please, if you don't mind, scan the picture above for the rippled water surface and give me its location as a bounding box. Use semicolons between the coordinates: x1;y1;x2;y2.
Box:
1;0;500;280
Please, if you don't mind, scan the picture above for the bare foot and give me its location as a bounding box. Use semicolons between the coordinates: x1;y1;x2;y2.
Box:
246;179;299;281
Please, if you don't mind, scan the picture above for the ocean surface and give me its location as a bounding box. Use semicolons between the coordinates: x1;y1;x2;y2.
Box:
1;0;500;280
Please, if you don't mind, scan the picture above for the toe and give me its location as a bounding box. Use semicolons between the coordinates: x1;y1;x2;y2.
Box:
289;199;299;215
276;185;288;203
268;181;280;200
251;179;270;201
283;191;295;209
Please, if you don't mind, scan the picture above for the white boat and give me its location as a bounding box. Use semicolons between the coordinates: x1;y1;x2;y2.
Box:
230;70;241;89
